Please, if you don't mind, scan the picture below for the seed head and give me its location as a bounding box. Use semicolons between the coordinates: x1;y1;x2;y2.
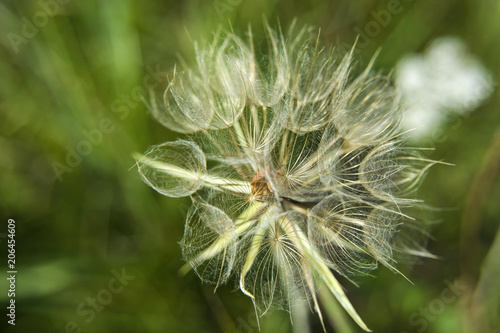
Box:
136;23;437;331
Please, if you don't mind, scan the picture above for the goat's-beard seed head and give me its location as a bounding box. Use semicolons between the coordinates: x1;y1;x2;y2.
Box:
136;23;438;331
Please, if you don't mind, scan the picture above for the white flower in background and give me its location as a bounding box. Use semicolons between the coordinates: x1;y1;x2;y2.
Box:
396;36;493;139
135;24;438;331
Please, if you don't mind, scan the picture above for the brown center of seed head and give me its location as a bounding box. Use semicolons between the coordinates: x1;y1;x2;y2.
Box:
251;170;274;198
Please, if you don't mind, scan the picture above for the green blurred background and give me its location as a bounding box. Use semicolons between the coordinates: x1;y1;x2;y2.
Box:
1;0;499;332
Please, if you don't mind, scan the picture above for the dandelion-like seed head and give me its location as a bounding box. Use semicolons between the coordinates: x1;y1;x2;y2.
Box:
136;23;438;331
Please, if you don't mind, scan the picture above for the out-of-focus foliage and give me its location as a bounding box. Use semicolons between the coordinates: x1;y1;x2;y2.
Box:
0;0;499;332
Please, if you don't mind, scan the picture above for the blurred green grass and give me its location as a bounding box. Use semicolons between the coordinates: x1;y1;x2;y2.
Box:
0;0;499;332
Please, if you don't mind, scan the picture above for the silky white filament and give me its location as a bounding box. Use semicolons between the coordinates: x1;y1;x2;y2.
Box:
136;22;439;332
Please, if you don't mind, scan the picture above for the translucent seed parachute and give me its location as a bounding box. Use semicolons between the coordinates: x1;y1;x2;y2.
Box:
135;22;438;331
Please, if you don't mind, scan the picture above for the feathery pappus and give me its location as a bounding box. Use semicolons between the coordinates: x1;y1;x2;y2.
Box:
135;22;440;331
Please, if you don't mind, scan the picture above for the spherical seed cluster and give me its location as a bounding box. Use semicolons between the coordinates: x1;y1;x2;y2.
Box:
136;24;436;331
